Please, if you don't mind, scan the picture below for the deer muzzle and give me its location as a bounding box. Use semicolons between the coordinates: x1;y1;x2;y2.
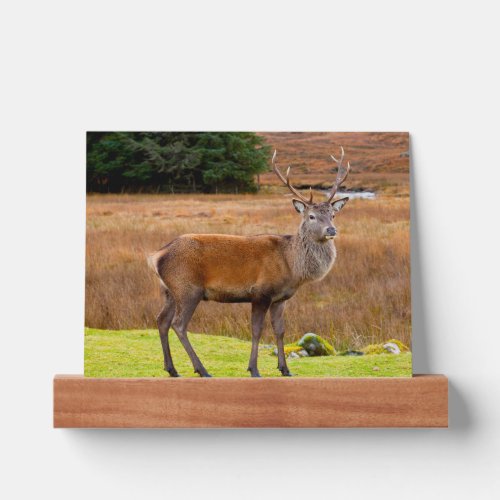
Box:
325;227;337;239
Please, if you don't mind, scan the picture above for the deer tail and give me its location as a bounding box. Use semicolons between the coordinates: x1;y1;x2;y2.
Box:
147;251;168;290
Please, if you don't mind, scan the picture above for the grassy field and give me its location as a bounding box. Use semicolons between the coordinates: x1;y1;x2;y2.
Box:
85;328;412;378
85;132;411;352
86;192;410;350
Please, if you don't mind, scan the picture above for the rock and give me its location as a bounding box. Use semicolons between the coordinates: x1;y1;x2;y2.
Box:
363;343;385;355
383;342;401;354
272;344;304;357
373;366;380;371
259;344;274;350
363;339;409;355
340;350;364;356
385;339;409;352
271;336;336;358
297;333;335;356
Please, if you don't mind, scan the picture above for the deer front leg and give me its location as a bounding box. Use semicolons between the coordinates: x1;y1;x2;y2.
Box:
270;301;291;376
247;301;270;377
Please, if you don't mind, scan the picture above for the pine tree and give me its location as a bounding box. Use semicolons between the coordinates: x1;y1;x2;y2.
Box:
86;132;270;193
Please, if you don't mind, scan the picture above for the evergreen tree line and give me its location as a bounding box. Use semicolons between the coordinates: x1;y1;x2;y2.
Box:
86;132;271;193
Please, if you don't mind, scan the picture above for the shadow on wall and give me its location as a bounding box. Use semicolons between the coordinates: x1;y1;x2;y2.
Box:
410;136;472;432
410;136;432;375
64;392;472;451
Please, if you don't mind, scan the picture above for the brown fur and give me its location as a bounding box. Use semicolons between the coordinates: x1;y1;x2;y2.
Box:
149;199;348;377
153;234;296;304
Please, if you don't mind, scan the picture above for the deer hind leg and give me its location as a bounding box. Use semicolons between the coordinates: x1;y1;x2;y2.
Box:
157;290;179;377
247;301;271;377
270;301;292;376
171;289;211;377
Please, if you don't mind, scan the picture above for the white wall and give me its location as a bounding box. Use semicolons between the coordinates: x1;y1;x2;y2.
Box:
1;1;499;499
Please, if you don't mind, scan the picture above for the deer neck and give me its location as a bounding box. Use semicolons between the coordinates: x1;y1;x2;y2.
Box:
291;230;336;283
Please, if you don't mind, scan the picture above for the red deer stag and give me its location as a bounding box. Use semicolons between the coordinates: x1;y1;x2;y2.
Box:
149;148;350;377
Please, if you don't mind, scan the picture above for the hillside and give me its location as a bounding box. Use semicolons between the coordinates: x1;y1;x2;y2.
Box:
258;132;409;194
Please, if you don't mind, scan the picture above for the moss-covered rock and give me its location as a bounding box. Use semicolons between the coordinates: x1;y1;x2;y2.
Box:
297;333;335;356
271;334;335;357
338;350;364;356
272;343;310;358
284;344;304;356
362;339;410;355
363;343;387;355
385;339;409;352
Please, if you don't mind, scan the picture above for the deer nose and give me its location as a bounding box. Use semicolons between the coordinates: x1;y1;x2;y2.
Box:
326;227;337;237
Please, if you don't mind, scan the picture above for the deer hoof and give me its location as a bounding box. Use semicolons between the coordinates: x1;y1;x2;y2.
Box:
247;367;261;378
165;367;180;377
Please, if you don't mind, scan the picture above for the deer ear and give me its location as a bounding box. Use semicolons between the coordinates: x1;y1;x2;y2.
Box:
331;197;349;213
292;199;306;214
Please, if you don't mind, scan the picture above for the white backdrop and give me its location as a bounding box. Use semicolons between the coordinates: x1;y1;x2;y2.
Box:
1;1;499;499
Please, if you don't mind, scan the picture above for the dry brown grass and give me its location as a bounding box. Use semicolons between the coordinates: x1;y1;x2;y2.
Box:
85;191;411;350
258;132;409;195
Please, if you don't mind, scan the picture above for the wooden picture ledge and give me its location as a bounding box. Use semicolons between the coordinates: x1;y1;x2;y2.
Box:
53;374;447;428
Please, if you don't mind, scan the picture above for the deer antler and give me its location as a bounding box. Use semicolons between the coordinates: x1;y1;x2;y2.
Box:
272;150;313;204
327;146;350;203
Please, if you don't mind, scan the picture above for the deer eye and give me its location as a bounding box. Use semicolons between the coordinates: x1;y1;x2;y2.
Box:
309;214;316;220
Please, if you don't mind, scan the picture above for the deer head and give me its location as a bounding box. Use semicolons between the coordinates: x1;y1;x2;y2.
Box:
272;148;350;242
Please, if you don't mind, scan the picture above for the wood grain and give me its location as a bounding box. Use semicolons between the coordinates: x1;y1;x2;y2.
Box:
53;375;448;428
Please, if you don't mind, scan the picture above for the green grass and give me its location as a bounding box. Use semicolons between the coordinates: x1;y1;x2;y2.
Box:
84;328;412;378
